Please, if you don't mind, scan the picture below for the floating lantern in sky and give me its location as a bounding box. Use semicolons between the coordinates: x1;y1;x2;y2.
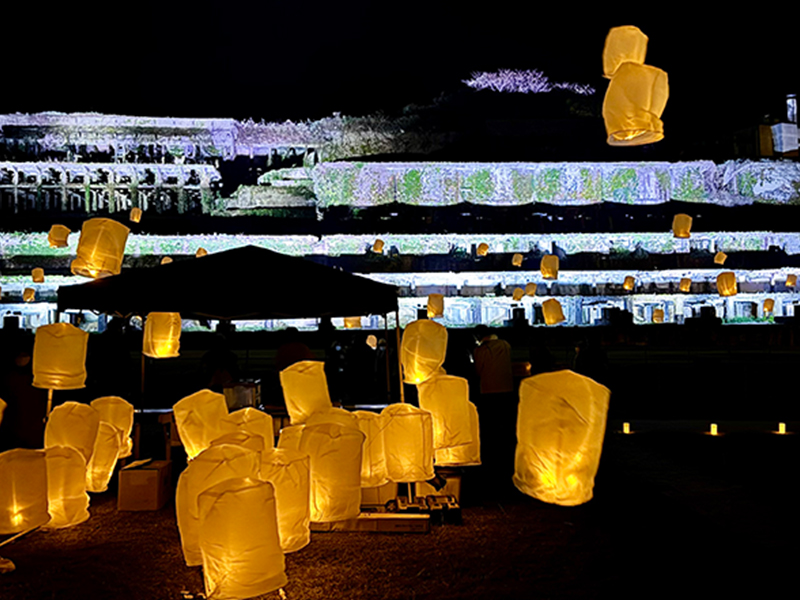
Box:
280;361;332;425
23;288;35;302
353;410;388;488
0;448;49;534
512;253;523;267
71;218;130;279
525;283;537;296
366;334;378;349
672;214;692;238
540;255;559;279
382;403;434;483
652;308;665;323
32;268;45;283
260;448;311;553
44;402;100;465
33;323;88;391
129;207;142;223
512;287;525;301
476;242;489;257
173;389;230;460
787;274;797;287
400;319;448;384
764;298;775;314
542;299;565;325
434;401;481;467
602;25;648;78
44;446;90;529
344;317;362;329
195;247;208;258
372;239;385;253
623;276;635;291
514;370;610;506
714;251;728;265
418;375;473;450
161;256;173;265
603;62;669;146
48;224;70;248
679;278;692;293
142;312;182;358
91;396;135;458
427;293;444;318
717;272;737;297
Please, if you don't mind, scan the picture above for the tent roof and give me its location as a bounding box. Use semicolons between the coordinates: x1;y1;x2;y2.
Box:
57;245;398;321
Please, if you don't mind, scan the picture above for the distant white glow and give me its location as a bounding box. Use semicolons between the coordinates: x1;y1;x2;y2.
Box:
463;69;595;95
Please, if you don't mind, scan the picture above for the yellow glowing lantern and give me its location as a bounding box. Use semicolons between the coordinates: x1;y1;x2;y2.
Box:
299;422;365;522
603;62;669;146
0;449;49;534
32;268;45;283
48;224;71;248
435;401;481;467
381;403;434;483
680;278;692;292
602;25;648;78
195;247;208;258
198;478;287;599
0;398;5;428
764;298;775;314
512;287;525;301
277;425;305;451
44;401;101;464
418;375;473;450
672;214;692;238
512;253;523;267
306;407;358;429
353;410;388;488
71;218;130;279
344;316;362;329
373;239;385;253
44;446;90;529
221;407;274;450
279;361;332;425
622;422;631;434
427;293;444;318
525;283;537;296
260;448;311;553
787;274;797;287
23;288;35;302
366;334;378;349
542;299;565;325
709;423;718;436
210;432;267;458
161;256;173;265
142;312;182;358
652;308;665;323
400;319;448;384
623;276;635;291
778;422;786;435
86;422;122;493
176;444;262;566
716;272;737;297
173;389;230;460
90;396;134;458
714;251;727;265
514;370;610;506
129;207;142;223
476;243;489;257
540;255;559;279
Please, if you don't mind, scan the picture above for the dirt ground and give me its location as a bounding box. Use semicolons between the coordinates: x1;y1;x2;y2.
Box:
1;426;797;600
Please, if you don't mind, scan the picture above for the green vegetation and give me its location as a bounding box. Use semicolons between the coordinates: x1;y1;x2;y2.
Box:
606;168;638;204
402;169;422;201
535;168;562;202
464;169;494;202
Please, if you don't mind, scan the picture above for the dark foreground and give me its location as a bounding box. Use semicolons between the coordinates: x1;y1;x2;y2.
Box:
2;424;798;600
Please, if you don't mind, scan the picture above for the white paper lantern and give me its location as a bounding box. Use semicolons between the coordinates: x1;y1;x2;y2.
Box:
86;422;122;493
173;389;230;460
45;446;90;528
279;361;332;425
221;407;274;451
381;403;434;483
260;448;311;553
353;410;388;488
91;396;134;458
417;375;473;450
45;401;100;464
400;319;448;384
0;449;49;534
435;401;481;467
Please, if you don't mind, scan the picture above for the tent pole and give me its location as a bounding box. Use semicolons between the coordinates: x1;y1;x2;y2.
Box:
395;311;404;403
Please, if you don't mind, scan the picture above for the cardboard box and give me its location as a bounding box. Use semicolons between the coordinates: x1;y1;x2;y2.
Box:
118;460;172;511
311;513;430;533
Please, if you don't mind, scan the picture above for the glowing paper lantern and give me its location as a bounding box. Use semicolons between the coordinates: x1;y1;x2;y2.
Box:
142;312;182;358
602;25;648;78
512;288;525;301
279;361;332;425
0;398;5;428
512;253;523;267
427;293;444;318
210;431;266;456
672;214;692;238
652;308;665;323
32;268;45;283
381;403;434;483
86;422;122;493
48;224;71;248
70;218;130;279
603;62;669;146
0;449;49;534
680;278;692;293
277;425;305;451
400;319;448;384
622;422;631;434
196;247;208;258
173;389;230;460
44;446;90;529
372;239;384;253
198;478;286;599
514;370;610;506
366;334;378;349
299;422;364;522
717;272;737;297
44;401;100;464
305;407;358;429
714;251;728;265
540;255;559;279
709;423;718;436
221;407;274;450
435;401;481;467
476;243;489;257
787;274;797;287
344;317;362;329
418;375;472;450
525;283;537;296
764;298;775;314
542;299;565;325
129;207;142;223
260;448;311;553
161;256;173;265
91;396;135;458
176;444;262;566
33;323;89;390
623;276;635;291
778;422;786;435
23;288;35;302
353;410;388;488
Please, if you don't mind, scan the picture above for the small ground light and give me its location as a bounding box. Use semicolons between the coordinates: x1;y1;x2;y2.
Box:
778;422;786;435
710;423;718;436
623;422;631;434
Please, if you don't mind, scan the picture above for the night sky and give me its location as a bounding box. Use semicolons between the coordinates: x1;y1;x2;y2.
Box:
3;4;798;131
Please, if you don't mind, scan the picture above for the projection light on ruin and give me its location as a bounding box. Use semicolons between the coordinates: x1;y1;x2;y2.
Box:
344;317;362;329
427;293;444;318
23;288;35;302
400;319;448;384
48;224;71;248
542;299;566;325
372;239;385;253
0;448;49;534
129;207;142;223
514;370;611;506
512;287;525;301
71;218;130;279
602;25;648;79
714;251;728;265
717;272;738;297
680;278;692;292
32;268;45;283
540;255;559;280
33;323;88;391
652;308;665;323
512;253;524;267
173;390;230;460
764;298;775;314
476;242;489;257
196;247;208;258
381;403;435;483
623;276;635;291
142;312;182;358
786;274;797;287
672;214;692;238
526;283;537;296
280;361;332;425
